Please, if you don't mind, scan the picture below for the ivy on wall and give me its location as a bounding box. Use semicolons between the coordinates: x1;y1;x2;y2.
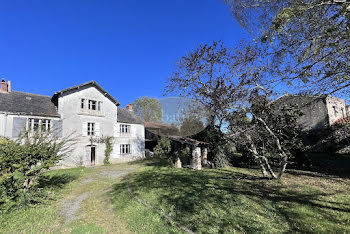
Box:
92;136;114;165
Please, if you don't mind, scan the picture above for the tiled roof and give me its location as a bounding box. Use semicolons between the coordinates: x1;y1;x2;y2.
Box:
0;91;59;117
117;108;143;124
52;80;120;106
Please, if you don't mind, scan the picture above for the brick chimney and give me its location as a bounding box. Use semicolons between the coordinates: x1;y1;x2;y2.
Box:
0;79;8;92
126;103;133;111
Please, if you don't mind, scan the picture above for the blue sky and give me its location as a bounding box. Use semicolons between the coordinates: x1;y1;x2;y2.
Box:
0;0;248;106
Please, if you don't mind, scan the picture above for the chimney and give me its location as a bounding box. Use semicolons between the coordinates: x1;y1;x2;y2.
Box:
7;80;11;92
126;103;133;111
0;79;8;92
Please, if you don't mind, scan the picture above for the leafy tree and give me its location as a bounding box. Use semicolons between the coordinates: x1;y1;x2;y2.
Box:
133;96;163;122
0;128;76;211
224;0;350;95
180;114;204;137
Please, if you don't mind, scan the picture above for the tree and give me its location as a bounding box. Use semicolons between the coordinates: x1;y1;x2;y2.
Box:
179;114;204;137
133;96;163;122
224;0;350;96
165;41;254;128
0;128;76;211
166;41;305;179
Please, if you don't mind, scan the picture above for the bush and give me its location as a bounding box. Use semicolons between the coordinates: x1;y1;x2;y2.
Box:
213;144;231;168
0;129;76;212
153;138;171;158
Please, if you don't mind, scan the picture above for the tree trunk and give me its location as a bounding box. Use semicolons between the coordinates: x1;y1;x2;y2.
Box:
246;135;269;178
260;156;277;179
278;155;288;179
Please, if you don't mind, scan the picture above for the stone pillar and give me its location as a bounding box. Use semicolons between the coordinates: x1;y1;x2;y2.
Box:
175;157;182;168
201;147;208;166
192;146;202;170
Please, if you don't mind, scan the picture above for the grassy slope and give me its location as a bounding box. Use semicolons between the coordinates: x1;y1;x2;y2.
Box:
110;160;350;234
0;164;135;234
0;167;86;233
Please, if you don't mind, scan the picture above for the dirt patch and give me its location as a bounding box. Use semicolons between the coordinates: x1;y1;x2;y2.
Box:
61;192;89;224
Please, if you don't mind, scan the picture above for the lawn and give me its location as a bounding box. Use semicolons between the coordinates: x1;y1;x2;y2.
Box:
1;160;349;233
110;159;350;234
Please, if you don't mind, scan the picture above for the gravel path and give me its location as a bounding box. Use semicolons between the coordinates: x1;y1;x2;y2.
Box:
58;164;138;232
61;192;89;224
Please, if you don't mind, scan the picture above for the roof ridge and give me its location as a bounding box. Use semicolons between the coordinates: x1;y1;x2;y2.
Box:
11;90;51;98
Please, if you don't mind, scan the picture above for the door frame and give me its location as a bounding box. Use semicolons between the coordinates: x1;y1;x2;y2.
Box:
90;146;96;166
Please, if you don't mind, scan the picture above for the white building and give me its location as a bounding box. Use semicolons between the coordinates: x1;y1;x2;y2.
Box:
0;79;145;167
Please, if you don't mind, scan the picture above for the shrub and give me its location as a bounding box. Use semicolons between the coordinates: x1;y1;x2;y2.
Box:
0;129;76;212
153;138;171;158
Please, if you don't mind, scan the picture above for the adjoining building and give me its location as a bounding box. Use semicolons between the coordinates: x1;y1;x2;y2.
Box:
271;94;349;133
0;79;145;167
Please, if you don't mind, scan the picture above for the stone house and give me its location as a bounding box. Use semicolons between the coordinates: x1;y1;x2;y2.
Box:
271;94;349;132
0;79;145;167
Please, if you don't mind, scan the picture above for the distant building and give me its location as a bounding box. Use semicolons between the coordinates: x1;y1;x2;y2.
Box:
0;79;145;167
271;94;349;132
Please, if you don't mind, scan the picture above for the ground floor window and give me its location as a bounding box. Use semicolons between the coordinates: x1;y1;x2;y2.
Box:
120;144;131;154
28;118;51;132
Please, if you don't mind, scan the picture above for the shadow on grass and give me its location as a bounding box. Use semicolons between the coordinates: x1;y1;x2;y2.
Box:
127;157;171;167
38;169;82;189
109;164;350;233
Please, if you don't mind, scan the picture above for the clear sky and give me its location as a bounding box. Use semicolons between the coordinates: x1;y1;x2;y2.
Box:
0;0;248;106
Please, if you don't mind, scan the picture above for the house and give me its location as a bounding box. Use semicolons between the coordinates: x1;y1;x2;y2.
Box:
271;94;349;132
0;79;145;167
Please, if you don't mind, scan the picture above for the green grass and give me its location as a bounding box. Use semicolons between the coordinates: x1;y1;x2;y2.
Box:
0;167;87;233
110;159;350;234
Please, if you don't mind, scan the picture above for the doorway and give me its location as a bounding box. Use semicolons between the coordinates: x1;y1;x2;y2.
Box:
91;147;96;166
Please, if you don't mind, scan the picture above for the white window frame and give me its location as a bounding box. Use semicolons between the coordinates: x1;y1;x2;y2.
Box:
120;124;130;135
120;144;131;154
28;118;51;132
88;100;97;111
87;122;95;136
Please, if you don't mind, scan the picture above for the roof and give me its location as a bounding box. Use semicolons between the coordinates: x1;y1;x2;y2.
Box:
270;94;326;107
52;80;120;106
0;91;59;117
144;122;180;136
169;136;209;146
117;108;143;124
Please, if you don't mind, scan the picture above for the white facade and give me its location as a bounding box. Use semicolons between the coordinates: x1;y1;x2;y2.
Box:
0;81;145;167
57;84;145;167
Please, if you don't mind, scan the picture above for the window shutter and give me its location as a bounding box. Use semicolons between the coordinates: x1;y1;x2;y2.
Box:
95;123;100;137
82;122;87;136
52;119;63;138
12;117;26;138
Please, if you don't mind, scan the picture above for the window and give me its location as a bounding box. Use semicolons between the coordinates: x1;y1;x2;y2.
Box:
341;108;345;118
41;119;51;131
88;100;97;110
87;122;95;136
120;144;131;154
81;99;85;109
80;99;102;112
333;106;337;117
28;118;51;132
120;124;130;135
